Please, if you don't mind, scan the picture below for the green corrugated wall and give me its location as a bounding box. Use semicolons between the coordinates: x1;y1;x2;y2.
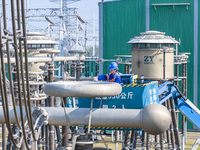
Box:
149;0;194;129
103;0;146;73
102;0;199;129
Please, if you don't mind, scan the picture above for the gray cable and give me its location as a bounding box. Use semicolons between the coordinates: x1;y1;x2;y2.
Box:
10;0;32;148
21;0;37;142
2;0;21;129
0;5;23;148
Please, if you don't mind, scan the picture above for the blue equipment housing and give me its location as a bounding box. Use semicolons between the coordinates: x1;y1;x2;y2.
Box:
66;75;159;109
66;74;200;130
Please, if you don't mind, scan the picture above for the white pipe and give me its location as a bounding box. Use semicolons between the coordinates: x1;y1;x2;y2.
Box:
3;56;85;64
0;104;171;135
53;55;85;61
43;81;122;98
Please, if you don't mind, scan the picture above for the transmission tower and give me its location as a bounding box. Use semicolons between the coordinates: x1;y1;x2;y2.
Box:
26;0;86;55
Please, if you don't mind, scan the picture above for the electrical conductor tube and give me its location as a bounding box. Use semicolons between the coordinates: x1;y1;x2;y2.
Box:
0;104;171;135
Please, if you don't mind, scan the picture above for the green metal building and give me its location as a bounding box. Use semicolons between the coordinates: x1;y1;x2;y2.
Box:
99;0;199;129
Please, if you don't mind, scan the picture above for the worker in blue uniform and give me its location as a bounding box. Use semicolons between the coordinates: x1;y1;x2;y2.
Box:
93;62;121;83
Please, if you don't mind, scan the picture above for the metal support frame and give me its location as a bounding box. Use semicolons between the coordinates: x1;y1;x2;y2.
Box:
62;97;70;147
88;98;94;134
133;131;138;149
124;130;130;149
146;133;150;150
167;99;175;149
159;133;164;150
181;63;187;149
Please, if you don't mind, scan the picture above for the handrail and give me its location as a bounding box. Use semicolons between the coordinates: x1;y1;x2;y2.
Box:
152;3;190;11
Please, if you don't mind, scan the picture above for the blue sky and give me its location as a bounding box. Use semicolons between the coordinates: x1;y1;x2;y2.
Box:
29;0;100;26
27;0;101;49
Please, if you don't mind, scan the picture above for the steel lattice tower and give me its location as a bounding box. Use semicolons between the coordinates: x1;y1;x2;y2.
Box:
26;0;87;55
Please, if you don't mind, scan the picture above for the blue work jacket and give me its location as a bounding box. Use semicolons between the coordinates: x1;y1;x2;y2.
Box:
97;72;121;83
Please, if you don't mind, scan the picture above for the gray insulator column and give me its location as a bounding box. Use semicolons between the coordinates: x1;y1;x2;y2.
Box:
71;64;75;77
76;63;82;81
67;64;70;75
125;64;130;74
48;62;55;150
75;135;93;150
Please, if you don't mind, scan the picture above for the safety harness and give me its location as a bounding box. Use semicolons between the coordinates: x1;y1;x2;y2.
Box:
107;72;118;82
